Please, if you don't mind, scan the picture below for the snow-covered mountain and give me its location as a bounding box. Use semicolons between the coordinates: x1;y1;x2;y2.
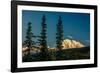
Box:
62;39;85;49
22;39;85;54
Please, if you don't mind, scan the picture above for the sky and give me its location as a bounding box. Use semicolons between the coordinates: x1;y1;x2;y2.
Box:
22;10;90;47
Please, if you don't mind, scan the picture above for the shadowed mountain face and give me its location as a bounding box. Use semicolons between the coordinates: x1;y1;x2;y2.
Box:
62;39;85;49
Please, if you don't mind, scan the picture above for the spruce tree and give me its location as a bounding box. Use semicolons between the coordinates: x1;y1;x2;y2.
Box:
24;22;34;55
56;16;64;59
38;15;48;60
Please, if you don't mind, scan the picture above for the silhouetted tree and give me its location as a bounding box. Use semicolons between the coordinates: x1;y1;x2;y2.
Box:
56;16;64;59
24;22;35;55
38;15;49;60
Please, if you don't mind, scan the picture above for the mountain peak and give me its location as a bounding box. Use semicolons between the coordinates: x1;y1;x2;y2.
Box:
62;39;85;49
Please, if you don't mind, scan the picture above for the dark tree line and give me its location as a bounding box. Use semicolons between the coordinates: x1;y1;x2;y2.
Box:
23;15;63;61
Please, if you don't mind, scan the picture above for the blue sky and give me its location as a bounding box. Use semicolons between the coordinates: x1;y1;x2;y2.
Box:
22;10;90;47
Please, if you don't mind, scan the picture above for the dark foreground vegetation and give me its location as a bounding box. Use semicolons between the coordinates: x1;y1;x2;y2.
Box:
22;46;90;62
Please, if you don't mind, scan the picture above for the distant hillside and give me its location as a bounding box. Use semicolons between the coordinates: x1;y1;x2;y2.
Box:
62;46;90;52
55;46;90;60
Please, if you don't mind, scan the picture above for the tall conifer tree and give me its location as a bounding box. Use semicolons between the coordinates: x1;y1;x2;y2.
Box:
56;16;64;59
24;22;34;55
38;15;48;60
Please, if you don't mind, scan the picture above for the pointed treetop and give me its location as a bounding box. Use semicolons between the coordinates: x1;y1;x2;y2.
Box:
58;16;62;24
42;14;46;20
28;22;31;25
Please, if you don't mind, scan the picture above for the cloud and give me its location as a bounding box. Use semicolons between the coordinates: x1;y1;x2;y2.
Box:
67;35;73;39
